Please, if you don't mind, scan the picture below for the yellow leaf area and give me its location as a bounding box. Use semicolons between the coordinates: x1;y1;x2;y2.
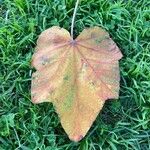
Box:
31;26;123;142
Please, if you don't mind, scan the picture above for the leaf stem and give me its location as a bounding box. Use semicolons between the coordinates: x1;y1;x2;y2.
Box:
71;0;80;39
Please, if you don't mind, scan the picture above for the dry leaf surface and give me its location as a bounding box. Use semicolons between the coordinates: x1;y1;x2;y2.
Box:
31;26;123;142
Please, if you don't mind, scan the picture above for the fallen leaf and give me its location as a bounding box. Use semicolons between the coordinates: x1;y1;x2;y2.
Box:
31;26;123;142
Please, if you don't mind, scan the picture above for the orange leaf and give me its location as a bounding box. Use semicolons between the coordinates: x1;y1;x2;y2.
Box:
31;26;123;142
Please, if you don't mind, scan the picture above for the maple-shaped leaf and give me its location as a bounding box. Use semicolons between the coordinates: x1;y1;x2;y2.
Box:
31;26;123;142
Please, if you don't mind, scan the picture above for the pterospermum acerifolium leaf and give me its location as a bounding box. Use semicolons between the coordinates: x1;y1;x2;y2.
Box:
31;26;123;142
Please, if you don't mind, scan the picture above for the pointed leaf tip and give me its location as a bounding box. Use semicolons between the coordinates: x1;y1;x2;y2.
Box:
69;134;83;142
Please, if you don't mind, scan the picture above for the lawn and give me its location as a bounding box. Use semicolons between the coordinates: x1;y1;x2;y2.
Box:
0;0;150;149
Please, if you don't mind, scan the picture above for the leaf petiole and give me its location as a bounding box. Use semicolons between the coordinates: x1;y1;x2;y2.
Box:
71;0;80;39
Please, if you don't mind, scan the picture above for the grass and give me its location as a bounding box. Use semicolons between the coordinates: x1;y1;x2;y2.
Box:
0;0;150;149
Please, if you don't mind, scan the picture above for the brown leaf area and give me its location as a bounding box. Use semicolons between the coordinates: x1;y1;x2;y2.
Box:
31;26;123;142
